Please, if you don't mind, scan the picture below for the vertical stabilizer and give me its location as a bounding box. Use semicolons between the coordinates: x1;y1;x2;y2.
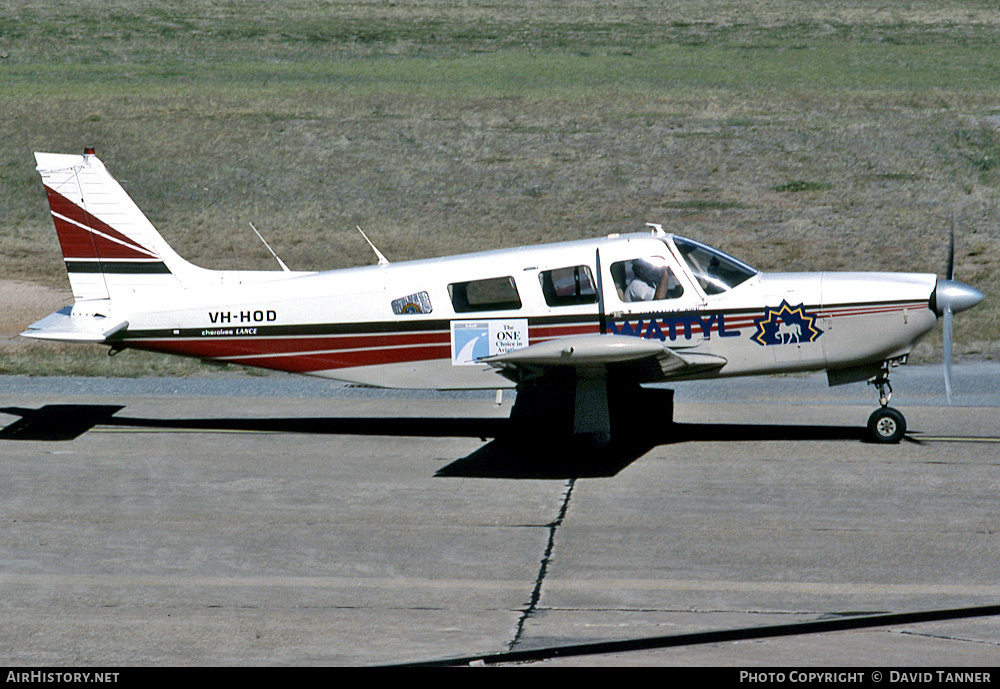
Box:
34;150;204;301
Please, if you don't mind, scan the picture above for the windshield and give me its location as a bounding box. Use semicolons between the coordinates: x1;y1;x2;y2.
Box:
672;236;757;295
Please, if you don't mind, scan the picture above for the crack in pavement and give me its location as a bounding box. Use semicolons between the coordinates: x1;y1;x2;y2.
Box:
508;478;576;651
897;629;1000;647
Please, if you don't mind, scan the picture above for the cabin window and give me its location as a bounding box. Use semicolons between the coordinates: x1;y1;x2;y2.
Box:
449;276;522;313
610;258;684;302
539;265;597;307
672;237;756;295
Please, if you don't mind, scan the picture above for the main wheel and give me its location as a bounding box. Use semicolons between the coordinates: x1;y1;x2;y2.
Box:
867;407;906;444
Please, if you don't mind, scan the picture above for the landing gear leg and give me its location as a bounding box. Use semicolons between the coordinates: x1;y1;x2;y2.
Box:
866;367;906;443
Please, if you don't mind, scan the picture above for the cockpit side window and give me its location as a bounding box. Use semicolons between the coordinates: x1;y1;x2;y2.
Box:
539;265;597;307
610;257;684;303
672;237;757;295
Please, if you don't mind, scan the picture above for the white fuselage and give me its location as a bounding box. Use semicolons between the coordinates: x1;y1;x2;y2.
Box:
105;233;939;389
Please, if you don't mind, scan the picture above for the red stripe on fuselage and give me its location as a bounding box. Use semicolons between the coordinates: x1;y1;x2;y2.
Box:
222;344;453;373
130;335;451;373
127;321;599;374
529;322;599;343
818;302;927;318
133;330;451;360
123;302;931;375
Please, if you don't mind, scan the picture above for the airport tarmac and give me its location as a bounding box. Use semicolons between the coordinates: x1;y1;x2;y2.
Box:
1;365;999;666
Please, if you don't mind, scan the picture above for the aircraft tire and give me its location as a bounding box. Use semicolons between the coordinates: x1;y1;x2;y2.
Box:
867;406;907;444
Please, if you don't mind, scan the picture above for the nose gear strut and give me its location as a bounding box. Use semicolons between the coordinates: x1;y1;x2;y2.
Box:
870;371;892;407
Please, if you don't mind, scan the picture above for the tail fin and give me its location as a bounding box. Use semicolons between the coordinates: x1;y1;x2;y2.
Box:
35;149;204;301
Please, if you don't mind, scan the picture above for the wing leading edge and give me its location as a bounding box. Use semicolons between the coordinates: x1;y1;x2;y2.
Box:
482;333;726;382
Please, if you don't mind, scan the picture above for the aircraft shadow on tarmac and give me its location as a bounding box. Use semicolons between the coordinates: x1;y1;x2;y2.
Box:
0;403;870;479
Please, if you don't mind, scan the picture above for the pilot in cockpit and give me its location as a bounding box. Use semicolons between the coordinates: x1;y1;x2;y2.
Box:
624;259;662;302
621;258;683;302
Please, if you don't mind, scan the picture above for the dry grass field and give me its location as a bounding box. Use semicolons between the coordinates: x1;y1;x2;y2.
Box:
1;0;998;374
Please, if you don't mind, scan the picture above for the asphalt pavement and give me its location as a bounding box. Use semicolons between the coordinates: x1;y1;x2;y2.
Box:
1;364;998;666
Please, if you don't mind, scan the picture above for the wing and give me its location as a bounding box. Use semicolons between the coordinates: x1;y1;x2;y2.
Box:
481;333;726;384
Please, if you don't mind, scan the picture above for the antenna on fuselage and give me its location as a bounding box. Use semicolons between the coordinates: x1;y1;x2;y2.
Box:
249;222;291;272
357;226;390;266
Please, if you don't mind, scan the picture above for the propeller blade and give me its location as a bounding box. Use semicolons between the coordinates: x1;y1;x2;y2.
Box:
945;217;954;403
947;213;956;281
943;303;953;405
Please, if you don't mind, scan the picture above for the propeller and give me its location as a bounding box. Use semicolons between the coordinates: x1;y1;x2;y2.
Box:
933;214;984;404
944;217;955;404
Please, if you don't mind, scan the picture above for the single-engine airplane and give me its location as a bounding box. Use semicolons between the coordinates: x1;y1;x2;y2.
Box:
22;149;984;445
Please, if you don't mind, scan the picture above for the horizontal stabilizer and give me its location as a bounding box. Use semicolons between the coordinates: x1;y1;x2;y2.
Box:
21;306;128;343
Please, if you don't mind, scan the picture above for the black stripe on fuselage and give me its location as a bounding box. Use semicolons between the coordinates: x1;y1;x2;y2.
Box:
111;300;931;345
114;313;598;342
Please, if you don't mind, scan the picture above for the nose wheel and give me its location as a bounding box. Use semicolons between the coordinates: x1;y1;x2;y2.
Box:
867;406;906;443
867;370;906;443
